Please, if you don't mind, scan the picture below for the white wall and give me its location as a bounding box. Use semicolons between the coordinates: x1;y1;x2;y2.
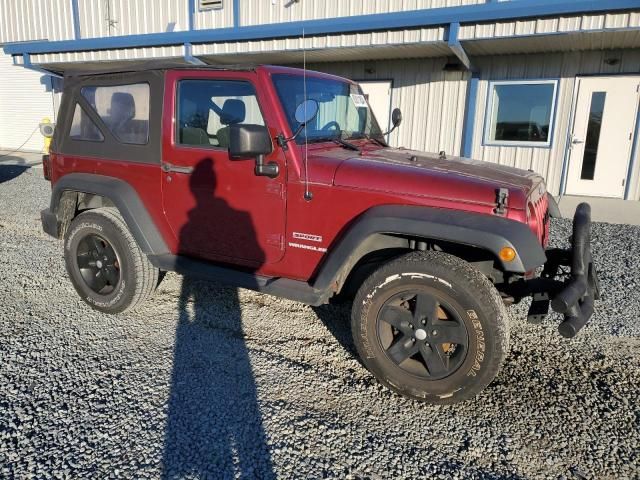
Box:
241;0;485;26
311;49;640;200
308;58;468;158
0;55;56;152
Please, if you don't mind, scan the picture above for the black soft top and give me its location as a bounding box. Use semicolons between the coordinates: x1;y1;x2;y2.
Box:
60;59;258;78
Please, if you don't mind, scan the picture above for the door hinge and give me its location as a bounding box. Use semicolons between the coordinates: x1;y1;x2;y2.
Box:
622;178;626;187
266;233;284;250
265;182;284;198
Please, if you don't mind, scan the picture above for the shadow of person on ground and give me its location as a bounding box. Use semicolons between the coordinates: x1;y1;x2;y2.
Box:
0;164;30;184
162;158;275;479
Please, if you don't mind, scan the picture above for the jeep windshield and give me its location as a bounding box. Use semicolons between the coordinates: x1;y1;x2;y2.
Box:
272;73;384;144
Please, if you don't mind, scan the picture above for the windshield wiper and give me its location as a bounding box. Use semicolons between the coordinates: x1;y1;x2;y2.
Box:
331;136;360;152
363;134;387;148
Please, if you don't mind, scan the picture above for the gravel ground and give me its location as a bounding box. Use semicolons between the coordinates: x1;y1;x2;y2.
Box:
0;161;639;480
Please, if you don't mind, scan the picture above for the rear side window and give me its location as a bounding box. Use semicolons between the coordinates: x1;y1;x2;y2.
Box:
69;104;104;142
81;83;150;145
176;79;265;149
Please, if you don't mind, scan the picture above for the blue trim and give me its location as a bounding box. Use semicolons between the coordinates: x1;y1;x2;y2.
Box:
447;22;472;70
188;0;195;31
233;0;240;28
4;0;639;55
481;79;560;150
70;0;81;40
461;72;479;158
183;43;206;65
21;53;63;78
624;96;640;199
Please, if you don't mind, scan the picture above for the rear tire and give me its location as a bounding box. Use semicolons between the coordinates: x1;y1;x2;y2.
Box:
64;207;159;314
351;251;509;403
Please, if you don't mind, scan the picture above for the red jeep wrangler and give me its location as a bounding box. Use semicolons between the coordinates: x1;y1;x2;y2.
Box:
41;62;599;403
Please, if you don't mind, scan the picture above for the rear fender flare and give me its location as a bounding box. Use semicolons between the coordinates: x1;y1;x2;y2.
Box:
312;205;547;293
50;173;169;255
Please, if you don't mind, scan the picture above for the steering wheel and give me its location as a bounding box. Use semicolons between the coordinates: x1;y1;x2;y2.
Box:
320;121;341;132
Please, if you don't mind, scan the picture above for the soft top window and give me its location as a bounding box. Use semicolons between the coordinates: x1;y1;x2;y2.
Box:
81;83;150;145
69;104;104;142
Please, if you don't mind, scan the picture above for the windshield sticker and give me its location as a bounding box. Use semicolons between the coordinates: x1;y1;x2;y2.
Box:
350;94;368;109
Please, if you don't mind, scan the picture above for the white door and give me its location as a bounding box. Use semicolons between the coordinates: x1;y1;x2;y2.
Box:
565;76;640;198
358;80;392;137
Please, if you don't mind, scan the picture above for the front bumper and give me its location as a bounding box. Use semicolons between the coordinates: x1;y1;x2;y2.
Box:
524;203;600;338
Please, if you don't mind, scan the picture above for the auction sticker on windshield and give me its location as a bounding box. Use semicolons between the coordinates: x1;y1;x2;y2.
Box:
350;94;368;108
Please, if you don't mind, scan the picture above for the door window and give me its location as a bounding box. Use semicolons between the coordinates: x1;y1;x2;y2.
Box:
176;80;265;149
580;92;606;181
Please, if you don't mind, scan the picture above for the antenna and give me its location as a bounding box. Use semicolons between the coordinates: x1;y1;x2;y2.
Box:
302;28;313;201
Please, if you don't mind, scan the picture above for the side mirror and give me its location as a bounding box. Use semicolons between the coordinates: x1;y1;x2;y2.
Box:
294;99;319;125
383;107;403;136
229;124;279;178
391;108;402;128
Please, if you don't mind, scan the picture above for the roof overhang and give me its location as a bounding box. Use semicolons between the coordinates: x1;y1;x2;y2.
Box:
3;0;639;57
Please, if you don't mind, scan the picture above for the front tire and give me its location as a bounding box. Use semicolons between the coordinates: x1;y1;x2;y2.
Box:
64;207;159;314
352;251;509;403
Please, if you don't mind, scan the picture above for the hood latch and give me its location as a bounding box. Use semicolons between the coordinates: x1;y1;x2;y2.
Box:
494;188;509;215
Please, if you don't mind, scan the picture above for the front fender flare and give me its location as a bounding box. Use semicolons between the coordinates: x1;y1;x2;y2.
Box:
312;205;547;292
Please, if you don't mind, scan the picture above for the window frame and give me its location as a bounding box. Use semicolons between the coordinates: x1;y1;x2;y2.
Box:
482;79;559;149
174;78;266;151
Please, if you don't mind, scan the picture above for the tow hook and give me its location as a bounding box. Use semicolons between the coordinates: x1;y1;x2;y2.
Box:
494;188;509;215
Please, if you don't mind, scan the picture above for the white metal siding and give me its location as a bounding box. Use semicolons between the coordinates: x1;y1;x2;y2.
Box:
194;0;234;29
241;0;485;26
192;26;448;57
0;55;55;152
307;58;468;157
30;45;185;65
468;49;640;198
0;0;74;43
459;11;640;40
78;0;190;38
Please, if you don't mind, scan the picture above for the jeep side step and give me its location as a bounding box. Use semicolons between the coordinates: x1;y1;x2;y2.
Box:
148;253;329;307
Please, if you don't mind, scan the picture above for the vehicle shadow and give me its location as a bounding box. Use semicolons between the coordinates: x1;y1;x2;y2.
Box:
162;158;275;479
0;164;30;184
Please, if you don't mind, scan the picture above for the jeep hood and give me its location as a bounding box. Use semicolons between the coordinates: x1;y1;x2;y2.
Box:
333;148;543;210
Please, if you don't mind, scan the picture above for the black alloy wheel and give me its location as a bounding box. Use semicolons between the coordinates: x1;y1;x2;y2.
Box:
76;234;121;294
377;290;468;380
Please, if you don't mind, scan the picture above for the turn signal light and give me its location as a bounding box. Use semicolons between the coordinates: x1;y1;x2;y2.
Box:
499;246;517;262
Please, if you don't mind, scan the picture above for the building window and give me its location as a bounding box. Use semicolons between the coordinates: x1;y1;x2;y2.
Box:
484;80;558;148
200;0;223;10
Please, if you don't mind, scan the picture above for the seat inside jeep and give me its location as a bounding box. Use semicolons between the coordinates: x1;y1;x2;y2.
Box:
106;92;149;144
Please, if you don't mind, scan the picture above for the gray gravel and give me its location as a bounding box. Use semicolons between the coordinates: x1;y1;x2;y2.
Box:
0;161;639;480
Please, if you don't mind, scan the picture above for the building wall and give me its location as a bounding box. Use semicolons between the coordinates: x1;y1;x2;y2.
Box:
311;49;640;200
470;49;640;198
78;0;190;38
307;58;468;160
0;54;56;152
241;0;485;26
0;0;75;43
